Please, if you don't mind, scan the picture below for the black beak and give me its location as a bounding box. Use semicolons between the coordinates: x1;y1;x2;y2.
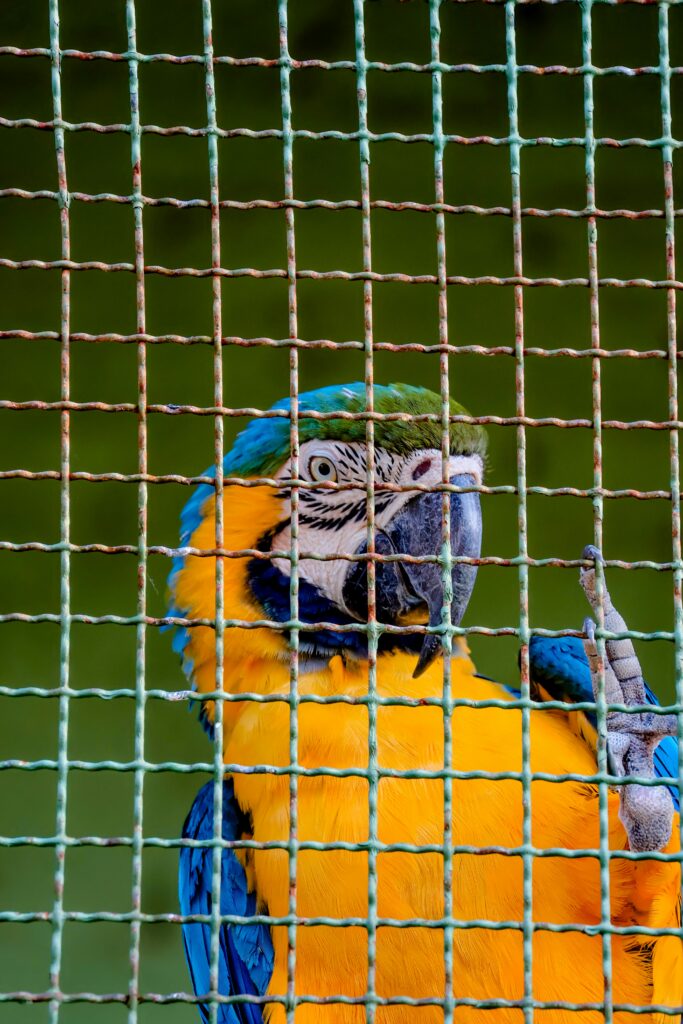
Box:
342;474;482;677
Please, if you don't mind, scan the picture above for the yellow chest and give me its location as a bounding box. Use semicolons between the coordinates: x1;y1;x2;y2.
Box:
219;652;680;1024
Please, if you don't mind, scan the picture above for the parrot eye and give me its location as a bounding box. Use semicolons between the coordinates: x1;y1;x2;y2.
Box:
308;455;338;483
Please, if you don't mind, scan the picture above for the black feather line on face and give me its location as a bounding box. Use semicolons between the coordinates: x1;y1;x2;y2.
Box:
299;509;362;532
282;443;405;492
300;497;361;518
332;443;364;474
299;493;395;533
317;443;400;483
276;444;409;534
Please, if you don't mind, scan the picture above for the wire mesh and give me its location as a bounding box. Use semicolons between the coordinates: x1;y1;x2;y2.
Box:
1;0;683;1021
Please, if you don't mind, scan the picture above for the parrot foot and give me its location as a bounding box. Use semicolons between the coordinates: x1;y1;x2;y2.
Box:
579;547;677;852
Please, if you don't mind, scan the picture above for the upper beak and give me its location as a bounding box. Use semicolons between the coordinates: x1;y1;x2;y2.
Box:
341;474;482;676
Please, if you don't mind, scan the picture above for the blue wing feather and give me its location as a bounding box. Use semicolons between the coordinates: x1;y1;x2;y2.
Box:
529;636;679;810
179;781;274;1023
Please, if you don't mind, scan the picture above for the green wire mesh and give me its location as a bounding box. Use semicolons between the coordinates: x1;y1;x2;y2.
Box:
1;0;683;1021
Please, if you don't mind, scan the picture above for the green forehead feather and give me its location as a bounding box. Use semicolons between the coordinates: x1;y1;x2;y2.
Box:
227;382;487;478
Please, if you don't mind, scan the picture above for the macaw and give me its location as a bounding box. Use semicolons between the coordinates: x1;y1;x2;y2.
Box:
167;382;681;1024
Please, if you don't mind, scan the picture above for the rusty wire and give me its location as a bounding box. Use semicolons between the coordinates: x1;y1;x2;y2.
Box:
2;0;683;1020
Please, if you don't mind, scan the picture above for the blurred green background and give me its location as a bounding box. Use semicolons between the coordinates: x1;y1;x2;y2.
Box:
2;0;683;1019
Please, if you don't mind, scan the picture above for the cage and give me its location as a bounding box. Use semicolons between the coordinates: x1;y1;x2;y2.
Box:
1;0;682;1022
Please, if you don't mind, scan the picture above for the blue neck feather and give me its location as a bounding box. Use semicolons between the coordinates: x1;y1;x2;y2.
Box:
247;540;423;663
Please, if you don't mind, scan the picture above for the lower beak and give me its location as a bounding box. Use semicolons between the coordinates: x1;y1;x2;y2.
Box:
342;474;482;676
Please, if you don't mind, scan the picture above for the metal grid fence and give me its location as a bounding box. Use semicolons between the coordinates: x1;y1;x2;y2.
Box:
1;0;682;1021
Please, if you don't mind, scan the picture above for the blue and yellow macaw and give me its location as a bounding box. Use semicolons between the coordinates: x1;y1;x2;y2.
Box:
168;383;681;1024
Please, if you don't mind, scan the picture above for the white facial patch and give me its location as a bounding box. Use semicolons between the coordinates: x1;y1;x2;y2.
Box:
270;441;483;610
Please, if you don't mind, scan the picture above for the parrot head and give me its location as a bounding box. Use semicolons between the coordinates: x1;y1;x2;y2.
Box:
168;383;486;718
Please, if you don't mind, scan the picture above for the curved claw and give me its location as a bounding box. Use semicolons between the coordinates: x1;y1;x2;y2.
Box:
581;544;604;566
579;546;644;706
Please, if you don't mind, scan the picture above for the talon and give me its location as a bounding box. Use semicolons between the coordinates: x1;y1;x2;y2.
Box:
581;544;604;566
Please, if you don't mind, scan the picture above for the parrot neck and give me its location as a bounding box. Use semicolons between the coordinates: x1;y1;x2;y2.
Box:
205;641;475;743
173;483;475;736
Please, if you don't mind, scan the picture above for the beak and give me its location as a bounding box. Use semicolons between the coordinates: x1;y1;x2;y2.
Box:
341;474;482;677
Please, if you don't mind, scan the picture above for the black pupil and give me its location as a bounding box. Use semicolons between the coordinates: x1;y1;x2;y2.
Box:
317;461;331;477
